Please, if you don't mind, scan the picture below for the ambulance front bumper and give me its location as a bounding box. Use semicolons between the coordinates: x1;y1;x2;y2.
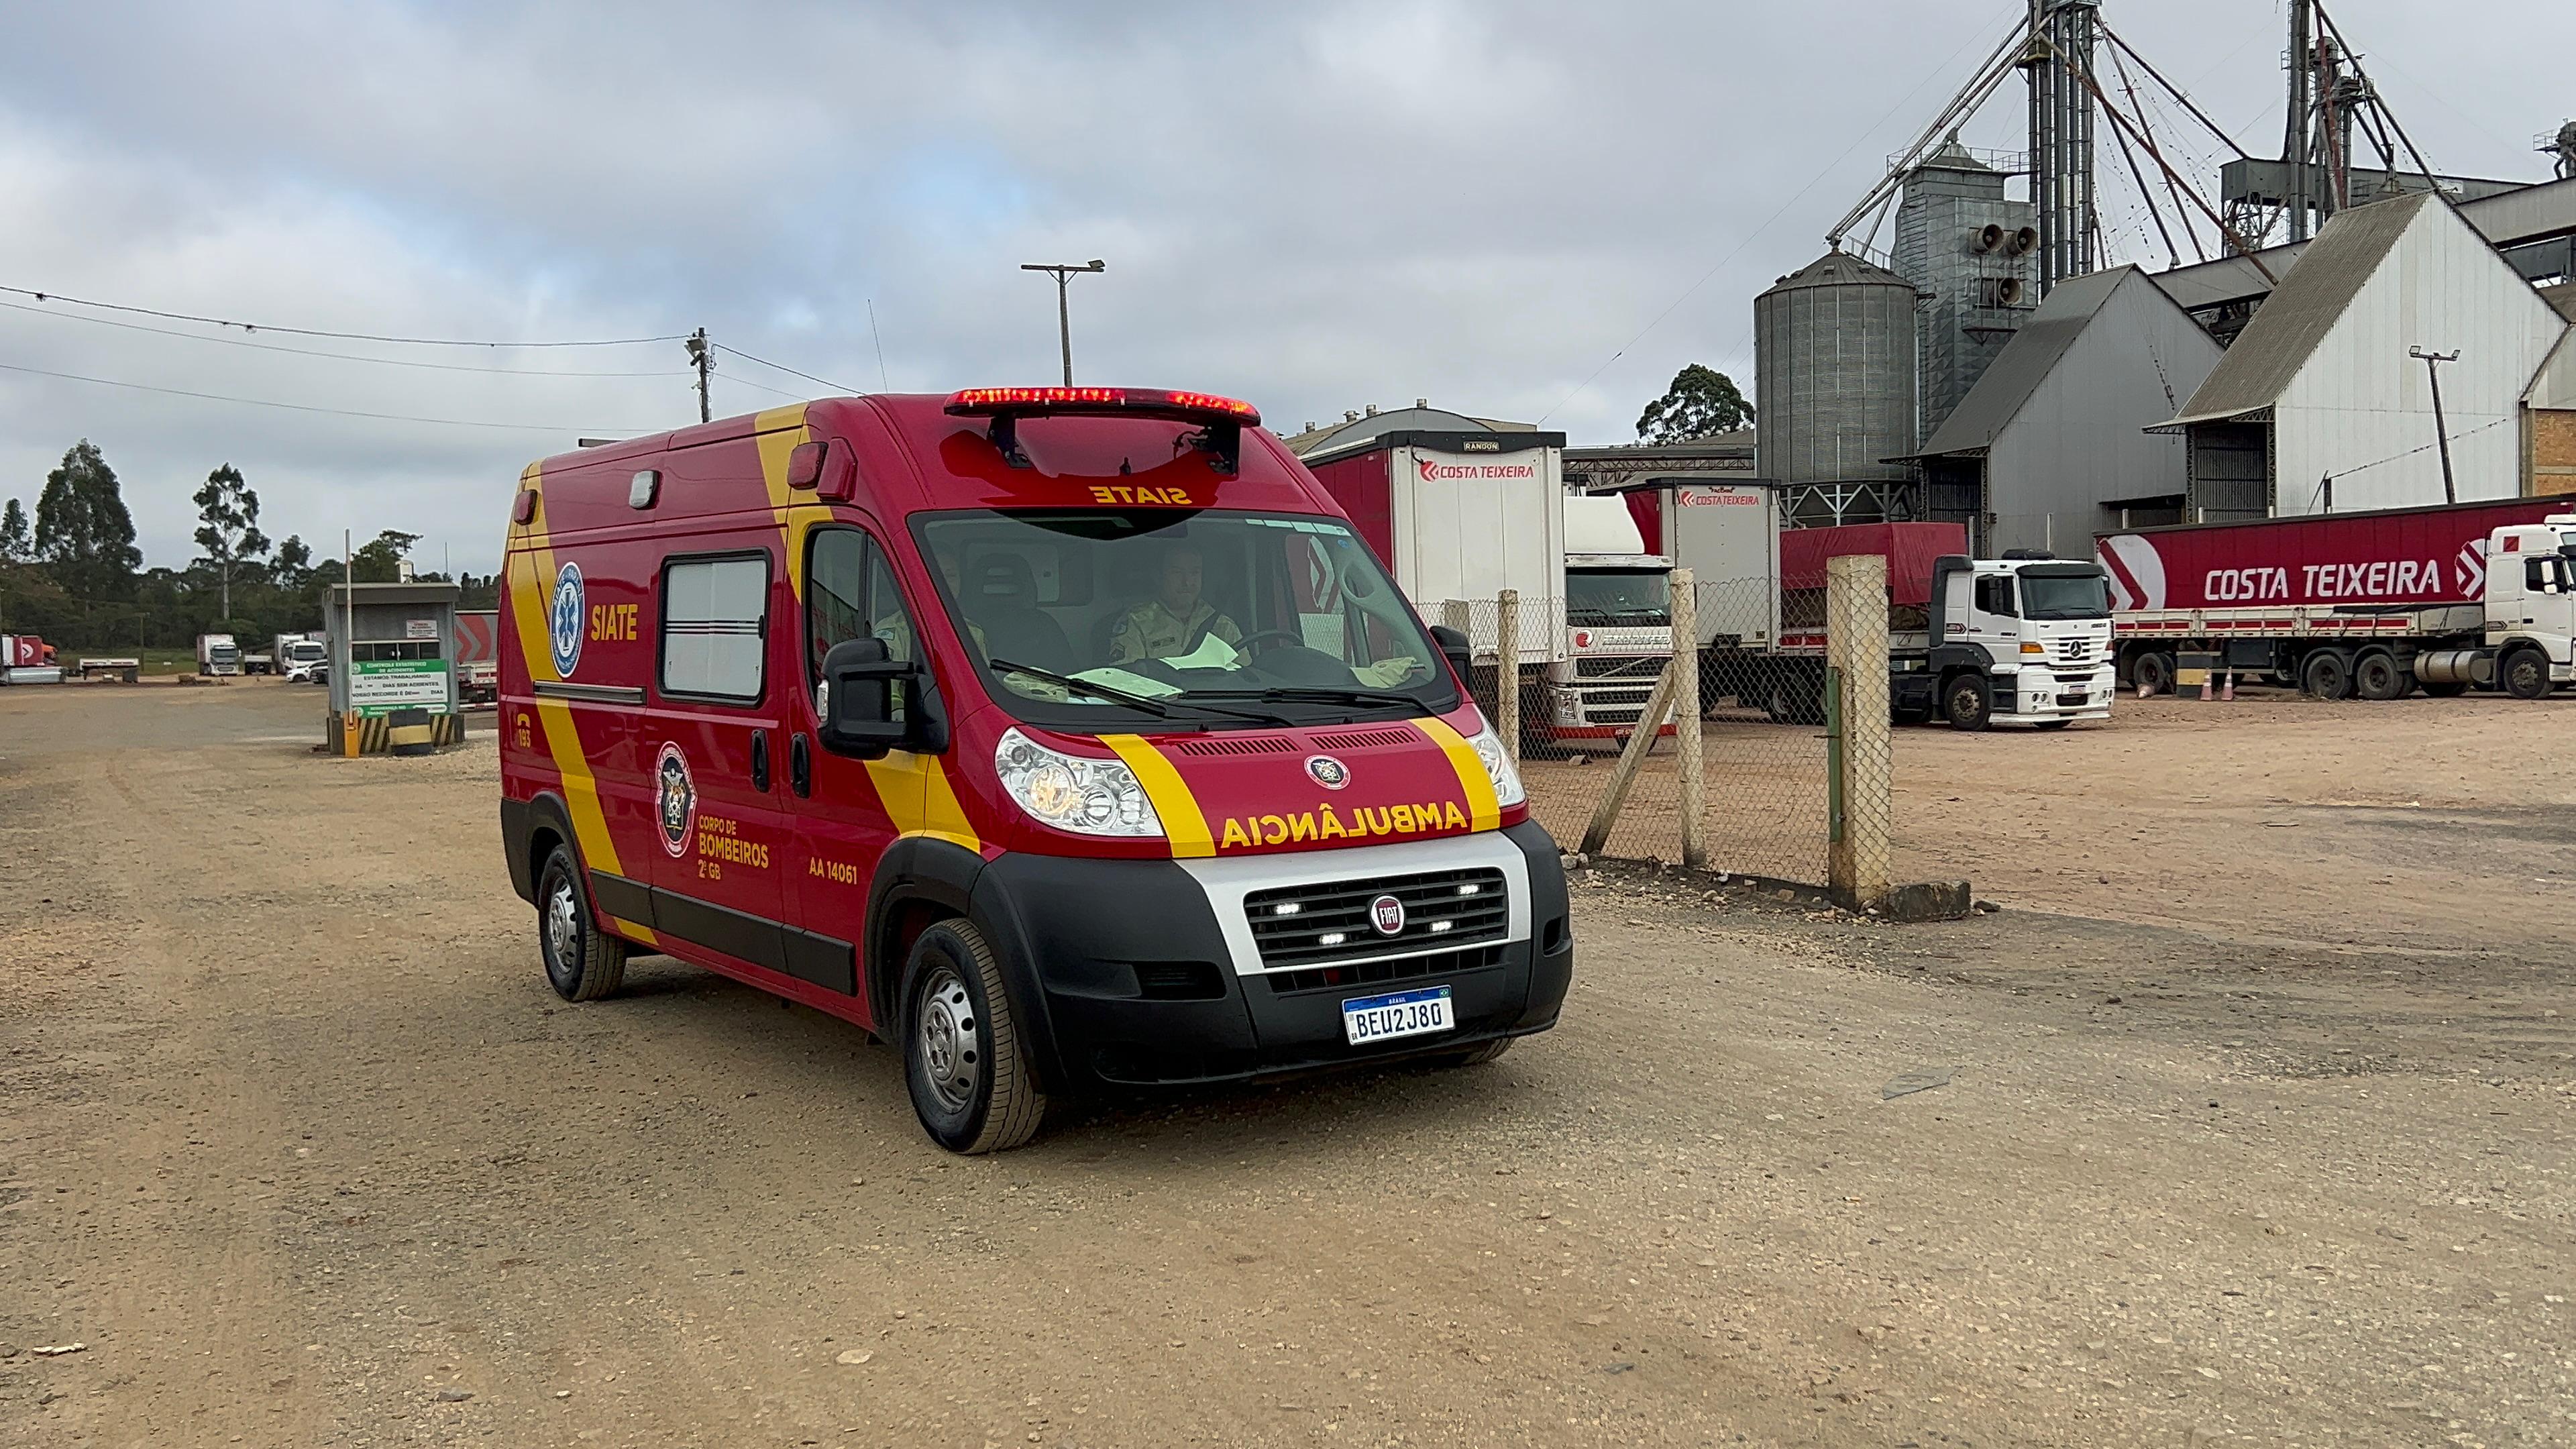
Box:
966;822;1573;1091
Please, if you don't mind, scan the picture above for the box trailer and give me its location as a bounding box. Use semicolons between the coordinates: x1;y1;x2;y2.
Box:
1;633;61;685
455;610;500;704
1553;494;1672;738
196;633;241;676
2096;497;2576;699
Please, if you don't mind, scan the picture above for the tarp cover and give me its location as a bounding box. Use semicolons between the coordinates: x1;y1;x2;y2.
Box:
1778;523;1968;605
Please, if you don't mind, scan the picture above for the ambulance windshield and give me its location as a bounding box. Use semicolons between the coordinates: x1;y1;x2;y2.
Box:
913;509;1460;729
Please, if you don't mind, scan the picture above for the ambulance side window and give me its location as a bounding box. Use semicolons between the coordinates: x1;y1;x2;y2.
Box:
659;553;769;704
805;528;917;680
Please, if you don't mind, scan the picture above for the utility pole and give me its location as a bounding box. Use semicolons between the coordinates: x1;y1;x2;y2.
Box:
1020;260;1105;385
686;329;712;423
2410;346;2461;504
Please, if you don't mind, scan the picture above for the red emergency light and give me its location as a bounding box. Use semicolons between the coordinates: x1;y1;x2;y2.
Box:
943;386;1262;474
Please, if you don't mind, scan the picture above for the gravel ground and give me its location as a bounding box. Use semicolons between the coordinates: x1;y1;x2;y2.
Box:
1;680;2569;1447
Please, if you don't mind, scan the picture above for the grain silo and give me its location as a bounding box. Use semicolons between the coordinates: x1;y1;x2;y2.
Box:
1754;249;1919;525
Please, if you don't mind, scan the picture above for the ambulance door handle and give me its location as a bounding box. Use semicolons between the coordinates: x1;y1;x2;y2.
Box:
790;733;812;798
751;729;772;793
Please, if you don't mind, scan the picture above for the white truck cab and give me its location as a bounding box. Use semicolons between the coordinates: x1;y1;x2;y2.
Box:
2431;518;2576;699
1925;553;2116;730
1553;496;1673;740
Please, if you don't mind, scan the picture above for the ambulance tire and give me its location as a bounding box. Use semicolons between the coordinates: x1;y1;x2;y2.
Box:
901;919;1048;1155
537;843;626;1003
1434;1037;1515;1067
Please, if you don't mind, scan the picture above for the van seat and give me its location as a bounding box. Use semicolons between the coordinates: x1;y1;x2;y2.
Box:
968;553;1075;673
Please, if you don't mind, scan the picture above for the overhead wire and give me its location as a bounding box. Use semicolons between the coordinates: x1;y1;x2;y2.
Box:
0;298;694;378
0;359;665;434
710;342;863;397
0;283;684;349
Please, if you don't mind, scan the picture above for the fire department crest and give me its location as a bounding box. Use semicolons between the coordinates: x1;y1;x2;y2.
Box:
1304;755;1350;790
656;743;697;857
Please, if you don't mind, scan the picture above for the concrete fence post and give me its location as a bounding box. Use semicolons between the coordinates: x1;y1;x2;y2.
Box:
1670;568;1705;870
1495;588;1521;765
1825;553;1892;908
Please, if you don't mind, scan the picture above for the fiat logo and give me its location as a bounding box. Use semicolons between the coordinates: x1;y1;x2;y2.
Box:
1369;894;1405;936
1305;755;1350;790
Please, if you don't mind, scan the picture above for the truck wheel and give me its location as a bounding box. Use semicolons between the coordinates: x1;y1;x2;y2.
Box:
2300;651;2353;700
902;920;1047;1155
2131;651;2175;696
1943;676;1991;732
537;843;626;1002
2501;645;2553;700
2353;651;2409;702
2420;679;2472;698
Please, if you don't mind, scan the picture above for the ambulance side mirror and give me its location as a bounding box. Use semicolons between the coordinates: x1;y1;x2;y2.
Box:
818;637;945;759
1429;624;1471;684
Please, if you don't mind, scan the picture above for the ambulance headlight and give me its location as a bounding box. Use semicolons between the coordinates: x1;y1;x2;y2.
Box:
994;728;1165;838
1462;717;1526;809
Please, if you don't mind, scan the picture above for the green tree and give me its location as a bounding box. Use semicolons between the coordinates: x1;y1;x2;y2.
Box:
0;498;30;562
272;534;313;591
191;464;271;621
348;529;421;584
1635;364;1756;443
34;441;142;601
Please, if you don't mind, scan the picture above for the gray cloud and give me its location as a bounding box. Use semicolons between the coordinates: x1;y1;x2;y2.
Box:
2;0;2565;576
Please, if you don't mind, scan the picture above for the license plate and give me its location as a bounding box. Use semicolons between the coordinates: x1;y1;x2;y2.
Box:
1342;985;1454;1046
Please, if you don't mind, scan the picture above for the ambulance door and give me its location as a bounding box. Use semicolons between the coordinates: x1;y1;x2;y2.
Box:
642;536;791;973
782;524;920;1002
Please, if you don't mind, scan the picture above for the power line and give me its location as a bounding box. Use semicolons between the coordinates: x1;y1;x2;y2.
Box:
716;372;810;403
0;359;663;434
709;342;862;396
0;298;694;378
0;283;684;349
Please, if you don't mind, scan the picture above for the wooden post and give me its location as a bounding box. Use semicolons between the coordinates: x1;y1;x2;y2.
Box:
1824;553;1892;908
1496;588;1521;765
1578;659;1676;857
1670;568;1705;869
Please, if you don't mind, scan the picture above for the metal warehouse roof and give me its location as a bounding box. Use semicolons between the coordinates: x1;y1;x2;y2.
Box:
2157;193;2432;429
2159;173;2576;313
1910;265;2140;459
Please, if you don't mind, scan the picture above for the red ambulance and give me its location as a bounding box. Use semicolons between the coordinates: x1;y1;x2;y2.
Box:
498;388;1572;1151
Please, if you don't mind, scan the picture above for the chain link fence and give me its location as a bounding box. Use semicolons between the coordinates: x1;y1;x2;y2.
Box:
1432;577;1851;886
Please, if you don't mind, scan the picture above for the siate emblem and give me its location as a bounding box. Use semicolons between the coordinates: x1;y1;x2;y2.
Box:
656;743;697;858
1304;755;1351;790
548;561;586;678
1369;894;1405;936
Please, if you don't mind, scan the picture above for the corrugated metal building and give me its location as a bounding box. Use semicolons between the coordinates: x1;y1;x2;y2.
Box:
1904;265;2223;555
2153;192;2569;519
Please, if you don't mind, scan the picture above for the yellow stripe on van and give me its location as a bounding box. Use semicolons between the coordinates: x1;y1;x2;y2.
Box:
1412;716;1500;833
1099;734;1214;858
861;753;983;853
504;461;659;948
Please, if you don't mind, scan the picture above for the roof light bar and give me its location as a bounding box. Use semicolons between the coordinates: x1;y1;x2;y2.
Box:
944;386;1262;474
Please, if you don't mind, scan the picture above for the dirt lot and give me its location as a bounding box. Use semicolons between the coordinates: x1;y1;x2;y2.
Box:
3;680;2570;1447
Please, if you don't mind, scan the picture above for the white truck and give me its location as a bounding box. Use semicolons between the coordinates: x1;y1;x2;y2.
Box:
1551;494;1672;739
1300;426;1568;741
274;632;328;682
1629;481;2114;730
196;633;241;677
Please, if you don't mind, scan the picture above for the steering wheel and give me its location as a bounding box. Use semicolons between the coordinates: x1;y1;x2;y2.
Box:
1234;629;1306;656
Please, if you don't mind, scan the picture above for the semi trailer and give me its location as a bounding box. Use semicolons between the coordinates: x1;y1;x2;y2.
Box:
1552;494;1673;739
196;633;241;676
274;632;328;682
2096;498;2576;700
0;633;60;685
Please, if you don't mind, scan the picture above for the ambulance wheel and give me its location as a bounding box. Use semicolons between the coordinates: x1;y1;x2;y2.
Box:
901;920;1047;1155
2500;646;2553;700
2353;651;2408;701
1943;675;1991;732
537;843;626;1002
2300;651;2353;700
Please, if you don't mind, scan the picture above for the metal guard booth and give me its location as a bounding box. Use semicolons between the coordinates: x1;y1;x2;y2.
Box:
323;582;466;755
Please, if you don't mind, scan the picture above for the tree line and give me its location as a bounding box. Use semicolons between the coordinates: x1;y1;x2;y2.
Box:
0;440;497;651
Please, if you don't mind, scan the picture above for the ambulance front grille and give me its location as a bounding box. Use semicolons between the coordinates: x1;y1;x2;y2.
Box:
1243;867;1509;970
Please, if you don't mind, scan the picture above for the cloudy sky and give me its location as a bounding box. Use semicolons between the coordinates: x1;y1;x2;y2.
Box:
1;0;2565;577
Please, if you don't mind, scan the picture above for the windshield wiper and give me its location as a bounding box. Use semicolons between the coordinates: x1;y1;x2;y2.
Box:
985;658;1291;725
1186;685;1428;710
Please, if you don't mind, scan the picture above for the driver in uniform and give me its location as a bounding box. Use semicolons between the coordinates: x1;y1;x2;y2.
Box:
1108;545;1240;663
